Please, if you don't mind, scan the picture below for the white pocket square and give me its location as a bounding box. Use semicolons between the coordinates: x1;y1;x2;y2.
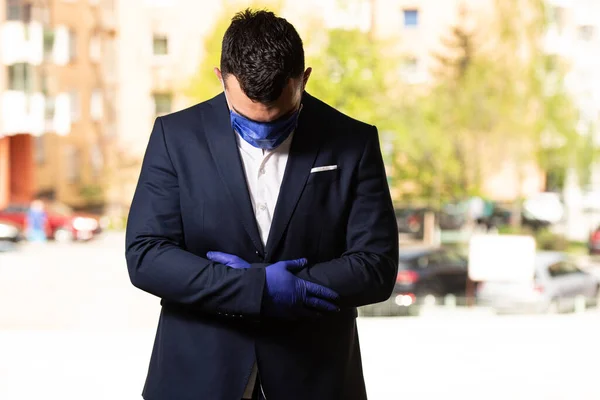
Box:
311;165;338;173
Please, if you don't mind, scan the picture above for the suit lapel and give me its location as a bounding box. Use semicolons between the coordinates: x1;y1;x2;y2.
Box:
203;93;265;254
265;93;323;260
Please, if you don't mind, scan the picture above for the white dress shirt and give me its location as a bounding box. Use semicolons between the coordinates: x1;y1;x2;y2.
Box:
236;132;294;399
237;132;293;246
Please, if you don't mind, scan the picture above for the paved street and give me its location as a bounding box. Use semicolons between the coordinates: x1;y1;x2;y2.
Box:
1;233;600;399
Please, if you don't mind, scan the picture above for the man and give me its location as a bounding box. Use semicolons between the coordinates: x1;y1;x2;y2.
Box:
126;9;398;400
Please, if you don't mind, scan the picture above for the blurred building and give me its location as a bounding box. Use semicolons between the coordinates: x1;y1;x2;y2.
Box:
101;0;222;217
36;0;118;211
545;0;600;143
0;0;118;211
5;0;582;214
544;0;600;240
0;0;71;209
2;0;230;216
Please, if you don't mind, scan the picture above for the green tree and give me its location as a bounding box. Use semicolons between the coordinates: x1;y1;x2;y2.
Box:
391;0;582;207
306;28;401;130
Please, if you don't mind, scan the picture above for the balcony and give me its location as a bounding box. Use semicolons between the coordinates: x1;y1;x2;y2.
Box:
0;91;71;137
0;91;44;136
51;93;72;136
151;64;175;92
1;21;43;65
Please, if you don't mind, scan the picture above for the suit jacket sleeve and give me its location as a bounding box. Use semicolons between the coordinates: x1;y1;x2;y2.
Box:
295;127;399;307
125;118;266;316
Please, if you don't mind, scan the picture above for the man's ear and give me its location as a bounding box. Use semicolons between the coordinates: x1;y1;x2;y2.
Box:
302;67;312;89
214;67;223;85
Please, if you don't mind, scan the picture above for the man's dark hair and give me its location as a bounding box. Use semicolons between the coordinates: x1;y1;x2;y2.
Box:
220;9;305;104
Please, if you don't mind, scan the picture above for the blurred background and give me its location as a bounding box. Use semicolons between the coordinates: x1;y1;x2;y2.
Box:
2;0;600;399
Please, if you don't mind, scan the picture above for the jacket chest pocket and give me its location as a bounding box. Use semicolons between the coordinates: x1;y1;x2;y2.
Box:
306;169;340;186
297;173;346;221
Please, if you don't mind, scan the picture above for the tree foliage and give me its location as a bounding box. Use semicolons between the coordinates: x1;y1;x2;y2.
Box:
390;0;582;204
306;28;400;130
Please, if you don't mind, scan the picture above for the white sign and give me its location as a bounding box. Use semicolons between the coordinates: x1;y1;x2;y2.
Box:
468;235;536;283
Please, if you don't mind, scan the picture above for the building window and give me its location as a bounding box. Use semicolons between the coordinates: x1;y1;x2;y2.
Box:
153;93;172;116
43;29;55;61
7;63;34;92
400;56;424;84
579;25;595;41
45;96;55;122
7;0;24;21
153;34;169;56
69;91;80;122
40;71;54;95
550;6;566;34
90;145;103;177
66;146;81;183
403;9;419;28
89;34;102;62
35;136;45;164
90;89;103;121
402;56;419;75
68;29;77;61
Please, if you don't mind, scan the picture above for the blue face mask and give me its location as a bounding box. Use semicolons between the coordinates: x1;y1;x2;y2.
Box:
229;105;302;150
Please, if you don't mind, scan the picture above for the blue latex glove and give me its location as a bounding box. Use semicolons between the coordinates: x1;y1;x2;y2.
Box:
263;258;340;319
207;251;251;269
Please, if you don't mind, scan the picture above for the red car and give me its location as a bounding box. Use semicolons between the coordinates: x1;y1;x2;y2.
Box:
589;226;600;255
0;203;101;242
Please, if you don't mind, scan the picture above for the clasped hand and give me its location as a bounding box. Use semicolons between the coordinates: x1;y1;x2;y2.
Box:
207;251;339;318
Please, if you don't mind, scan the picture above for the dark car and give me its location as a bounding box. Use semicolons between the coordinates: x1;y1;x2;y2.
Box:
395;207;466;238
395;208;429;236
361;247;469;316
475;204;537;232
394;247;469;299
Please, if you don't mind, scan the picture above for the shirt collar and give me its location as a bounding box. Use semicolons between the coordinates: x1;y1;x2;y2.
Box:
235;130;295;157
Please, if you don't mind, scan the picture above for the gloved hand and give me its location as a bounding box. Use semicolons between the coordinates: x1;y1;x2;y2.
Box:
207;251;251;269
262;258;340;319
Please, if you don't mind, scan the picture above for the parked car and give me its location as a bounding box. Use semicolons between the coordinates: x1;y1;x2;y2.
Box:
479;201;559;232
0;219;21;242
362;247;469;316
395;247;469;298
395;207;466;238
395;208;429;237
588;226;600;255
0;203;101;242
0;219;22;252
438;208;467;230
477;252;599;314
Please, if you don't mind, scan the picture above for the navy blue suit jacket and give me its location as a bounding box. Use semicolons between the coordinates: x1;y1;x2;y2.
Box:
125;92;399;400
